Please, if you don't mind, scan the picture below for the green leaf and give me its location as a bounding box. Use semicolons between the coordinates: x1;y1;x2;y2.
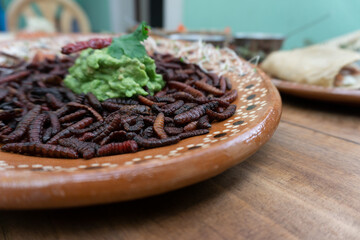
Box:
108;22;150;59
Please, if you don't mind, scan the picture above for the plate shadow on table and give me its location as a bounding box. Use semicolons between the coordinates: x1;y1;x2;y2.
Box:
279;92;360;145
0;160;255;238
280;93;360;117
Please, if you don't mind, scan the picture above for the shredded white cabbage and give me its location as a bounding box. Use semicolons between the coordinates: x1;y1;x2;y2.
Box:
145;37;251;77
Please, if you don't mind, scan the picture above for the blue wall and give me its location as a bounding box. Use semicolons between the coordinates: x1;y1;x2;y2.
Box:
77;0;111;33
183;0;360;49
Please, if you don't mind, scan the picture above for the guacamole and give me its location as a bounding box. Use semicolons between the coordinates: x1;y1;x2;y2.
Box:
64;48;164;101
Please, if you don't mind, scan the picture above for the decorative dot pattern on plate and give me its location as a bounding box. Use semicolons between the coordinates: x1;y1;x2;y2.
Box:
188;146;202;150
214;133;227;138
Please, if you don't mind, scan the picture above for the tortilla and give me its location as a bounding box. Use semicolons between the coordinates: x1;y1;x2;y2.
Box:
323;30;360;51
261;45;360;88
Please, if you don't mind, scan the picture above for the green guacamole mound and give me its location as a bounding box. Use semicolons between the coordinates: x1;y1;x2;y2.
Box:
64;48;165;101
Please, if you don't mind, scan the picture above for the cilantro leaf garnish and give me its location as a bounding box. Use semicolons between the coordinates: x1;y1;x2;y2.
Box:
108;22;150;59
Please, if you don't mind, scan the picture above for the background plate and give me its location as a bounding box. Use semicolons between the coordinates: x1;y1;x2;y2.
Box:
272;78;360;104
0;37;281;209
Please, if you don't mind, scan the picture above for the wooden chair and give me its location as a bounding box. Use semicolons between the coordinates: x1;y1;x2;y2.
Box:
6;0;91;33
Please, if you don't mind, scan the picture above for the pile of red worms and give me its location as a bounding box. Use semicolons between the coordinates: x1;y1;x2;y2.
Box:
0;49;237;159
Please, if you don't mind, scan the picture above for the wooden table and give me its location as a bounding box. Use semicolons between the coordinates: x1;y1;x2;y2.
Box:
0;94;359;240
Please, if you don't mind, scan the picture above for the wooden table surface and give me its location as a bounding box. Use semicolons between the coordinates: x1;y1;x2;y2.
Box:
0;94;359;240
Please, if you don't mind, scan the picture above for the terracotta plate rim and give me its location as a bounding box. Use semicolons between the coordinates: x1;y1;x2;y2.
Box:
272;78;360;104
0;36;282;209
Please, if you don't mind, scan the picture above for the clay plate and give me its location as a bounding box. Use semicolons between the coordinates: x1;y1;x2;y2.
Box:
0;37;281;209
272;78;360;104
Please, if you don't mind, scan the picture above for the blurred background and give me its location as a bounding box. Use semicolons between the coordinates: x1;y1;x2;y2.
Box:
0;0;359;59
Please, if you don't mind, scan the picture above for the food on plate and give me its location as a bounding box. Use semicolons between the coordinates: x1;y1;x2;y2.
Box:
0;27;240;159
63;23;165;100
261;45;360;89
322;30;360;52
334;62;360;88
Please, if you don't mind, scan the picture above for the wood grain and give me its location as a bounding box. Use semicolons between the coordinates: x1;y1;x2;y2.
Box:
281;94;360;144
1;95;359;239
